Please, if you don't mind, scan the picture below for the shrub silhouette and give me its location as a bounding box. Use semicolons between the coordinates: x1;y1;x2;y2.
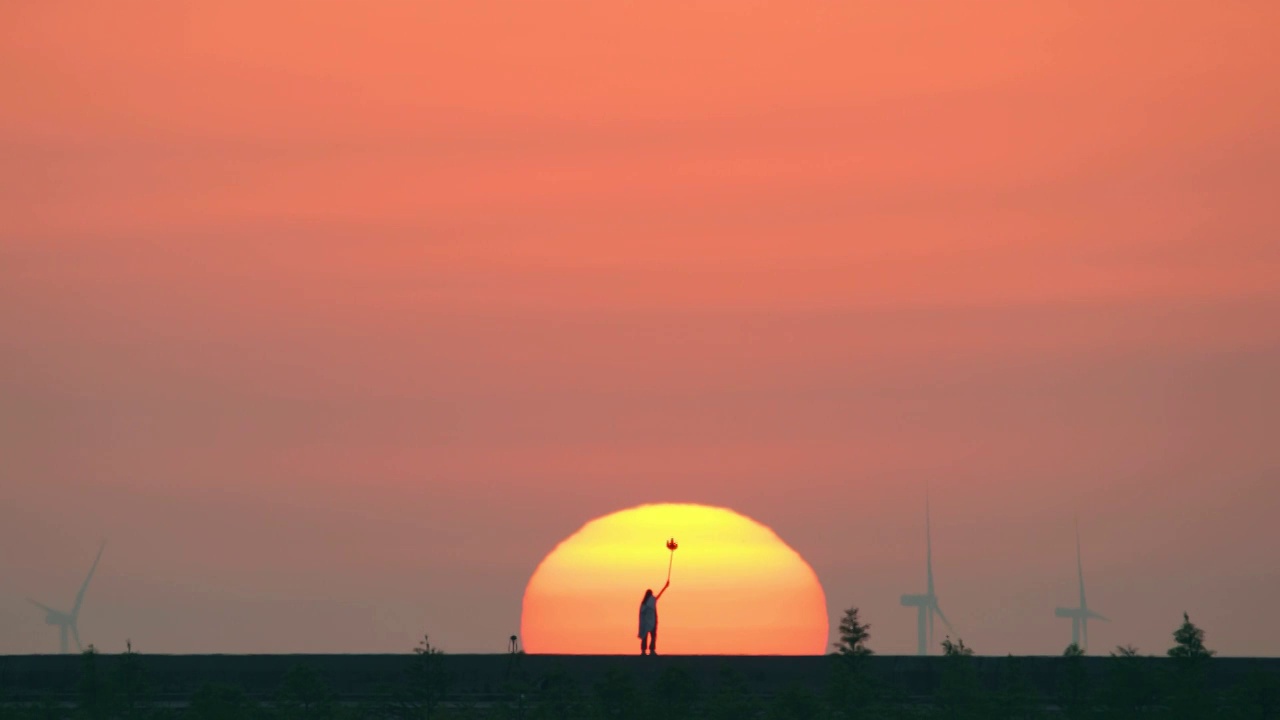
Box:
402;634;451;719
1060;642;1089;719
941;636;974;657
939;636;983;719
77;644;111;720
115;639;148;720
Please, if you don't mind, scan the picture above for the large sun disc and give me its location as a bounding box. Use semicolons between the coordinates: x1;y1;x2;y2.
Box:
521;503;828;654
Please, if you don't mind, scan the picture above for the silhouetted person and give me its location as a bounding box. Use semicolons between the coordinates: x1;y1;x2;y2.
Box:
638;580;669;655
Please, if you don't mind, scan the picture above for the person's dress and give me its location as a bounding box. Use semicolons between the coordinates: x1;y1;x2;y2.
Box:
638;596;657;638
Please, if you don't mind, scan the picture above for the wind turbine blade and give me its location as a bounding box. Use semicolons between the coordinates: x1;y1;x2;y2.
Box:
27;599;60;616
71;622;82;652
934;603;957;635
1082;616;1089;651
928;606;935;649
72;542;105;619
926;489;934;596
1076;522;1087;611
1089;611;1110;622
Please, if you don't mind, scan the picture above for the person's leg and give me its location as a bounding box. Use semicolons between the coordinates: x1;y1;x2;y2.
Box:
640;633;649;655
650;628;657;655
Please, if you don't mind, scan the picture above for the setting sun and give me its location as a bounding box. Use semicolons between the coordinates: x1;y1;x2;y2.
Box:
521;504;828;654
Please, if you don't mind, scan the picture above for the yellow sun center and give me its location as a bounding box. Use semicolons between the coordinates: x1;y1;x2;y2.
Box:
521;503;828;654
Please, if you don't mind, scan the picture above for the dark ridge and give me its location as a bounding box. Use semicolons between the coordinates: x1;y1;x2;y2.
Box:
2;653;1277;701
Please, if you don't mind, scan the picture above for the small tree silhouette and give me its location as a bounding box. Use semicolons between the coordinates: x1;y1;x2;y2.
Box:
1168;612;1214;658
77;644;111;720
1106;643;1155;717
833;606;873;656
1167;612;1215;720
1061;642;1089;718
828;606;876;715
941;636;974;657
939;636;982;718
416;634;443;657
115;639;148;719
403;634;451;719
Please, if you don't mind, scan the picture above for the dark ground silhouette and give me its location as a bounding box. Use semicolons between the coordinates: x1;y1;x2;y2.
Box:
2;651;1278;719
1;613;1273;718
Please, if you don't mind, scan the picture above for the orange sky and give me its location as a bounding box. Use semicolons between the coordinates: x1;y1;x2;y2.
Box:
2;1;1279;656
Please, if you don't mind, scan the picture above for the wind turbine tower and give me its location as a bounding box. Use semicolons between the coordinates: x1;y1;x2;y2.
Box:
900;496;955;655
1054;526;1107;652
29;542;105;654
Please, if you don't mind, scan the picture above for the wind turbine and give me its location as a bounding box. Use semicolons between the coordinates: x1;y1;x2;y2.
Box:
1054;525;1107;652
29;542;105;654
900;495;955;655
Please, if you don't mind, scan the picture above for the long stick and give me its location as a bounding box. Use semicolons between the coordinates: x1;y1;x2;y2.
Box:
667;550;674;583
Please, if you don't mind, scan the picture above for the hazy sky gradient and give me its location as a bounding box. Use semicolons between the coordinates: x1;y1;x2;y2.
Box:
3;1;1278;656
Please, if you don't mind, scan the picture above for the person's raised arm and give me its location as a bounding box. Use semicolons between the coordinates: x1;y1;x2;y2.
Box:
656;579;670;600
